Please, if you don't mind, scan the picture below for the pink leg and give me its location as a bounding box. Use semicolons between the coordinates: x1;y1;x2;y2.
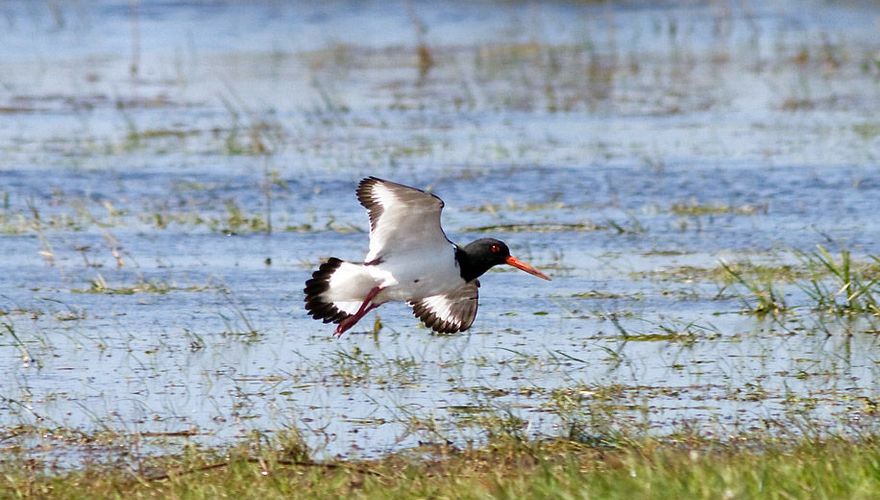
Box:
334;287;382;337
335;303;378;337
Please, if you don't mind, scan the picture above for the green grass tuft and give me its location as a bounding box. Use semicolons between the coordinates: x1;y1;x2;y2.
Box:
4;433;880;499
798;245;880;316
720;260;789;315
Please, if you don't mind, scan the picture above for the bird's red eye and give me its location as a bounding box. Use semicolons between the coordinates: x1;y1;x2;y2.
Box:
490;244;501;254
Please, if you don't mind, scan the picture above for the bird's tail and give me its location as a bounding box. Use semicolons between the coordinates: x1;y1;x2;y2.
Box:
304;258;378;324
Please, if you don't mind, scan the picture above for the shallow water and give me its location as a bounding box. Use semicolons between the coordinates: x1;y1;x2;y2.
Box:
1;0;880;463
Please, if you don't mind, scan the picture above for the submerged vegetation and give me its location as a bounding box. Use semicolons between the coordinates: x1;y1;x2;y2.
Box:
633;246;880;318
798;247;880;316
71;274;221;295
718;246;880;317
720;260;790;315
669;200;768;217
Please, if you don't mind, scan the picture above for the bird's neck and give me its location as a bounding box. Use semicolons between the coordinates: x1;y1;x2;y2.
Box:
455;245;491;283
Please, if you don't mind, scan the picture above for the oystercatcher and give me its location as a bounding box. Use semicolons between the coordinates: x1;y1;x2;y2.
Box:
304;177;551;336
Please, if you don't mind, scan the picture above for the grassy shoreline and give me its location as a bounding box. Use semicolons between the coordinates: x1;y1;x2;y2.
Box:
4;431;880;498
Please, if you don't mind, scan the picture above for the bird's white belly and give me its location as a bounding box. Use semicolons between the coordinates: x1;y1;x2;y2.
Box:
368;247;464;302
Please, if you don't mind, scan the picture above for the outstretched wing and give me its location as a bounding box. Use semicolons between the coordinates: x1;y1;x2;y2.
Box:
409;281;480;333
356;177;449;262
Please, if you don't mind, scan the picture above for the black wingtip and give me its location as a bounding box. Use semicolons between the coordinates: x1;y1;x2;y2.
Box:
304;257;352;324
356;177;383;198
356;177;386;231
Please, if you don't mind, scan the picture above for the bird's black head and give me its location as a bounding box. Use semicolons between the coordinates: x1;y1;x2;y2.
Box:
456;238;551;283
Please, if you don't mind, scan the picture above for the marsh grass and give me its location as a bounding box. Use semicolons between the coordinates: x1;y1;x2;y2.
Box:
462;222;601;233
72;275;218;295
638;247;880;318
638;262;806;284
0;319;39;367
798;246;880;316
669;200;768;216
4;429;880;499
144;201;330;234
0;206;85;236
462;216;644;234
219;293;262;341
719;260;789;315
329;346;373;385
220;200;270;234
717;247;880;317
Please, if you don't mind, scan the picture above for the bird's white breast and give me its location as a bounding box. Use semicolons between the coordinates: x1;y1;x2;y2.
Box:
369;244;464;302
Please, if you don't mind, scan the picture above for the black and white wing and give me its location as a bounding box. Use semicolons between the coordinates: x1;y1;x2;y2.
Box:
356;177;450;263
409;281;480;333
304;257;379;325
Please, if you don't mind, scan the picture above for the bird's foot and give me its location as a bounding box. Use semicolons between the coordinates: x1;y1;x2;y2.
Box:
333;290;382;338
334;317;356;337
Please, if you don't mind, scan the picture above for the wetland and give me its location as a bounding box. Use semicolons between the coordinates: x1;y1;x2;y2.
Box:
1;1;880;495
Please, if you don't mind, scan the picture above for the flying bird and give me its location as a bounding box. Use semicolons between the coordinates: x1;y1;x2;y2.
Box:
304;177;551;336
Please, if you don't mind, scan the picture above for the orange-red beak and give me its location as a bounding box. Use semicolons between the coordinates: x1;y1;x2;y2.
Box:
505;256;551;281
